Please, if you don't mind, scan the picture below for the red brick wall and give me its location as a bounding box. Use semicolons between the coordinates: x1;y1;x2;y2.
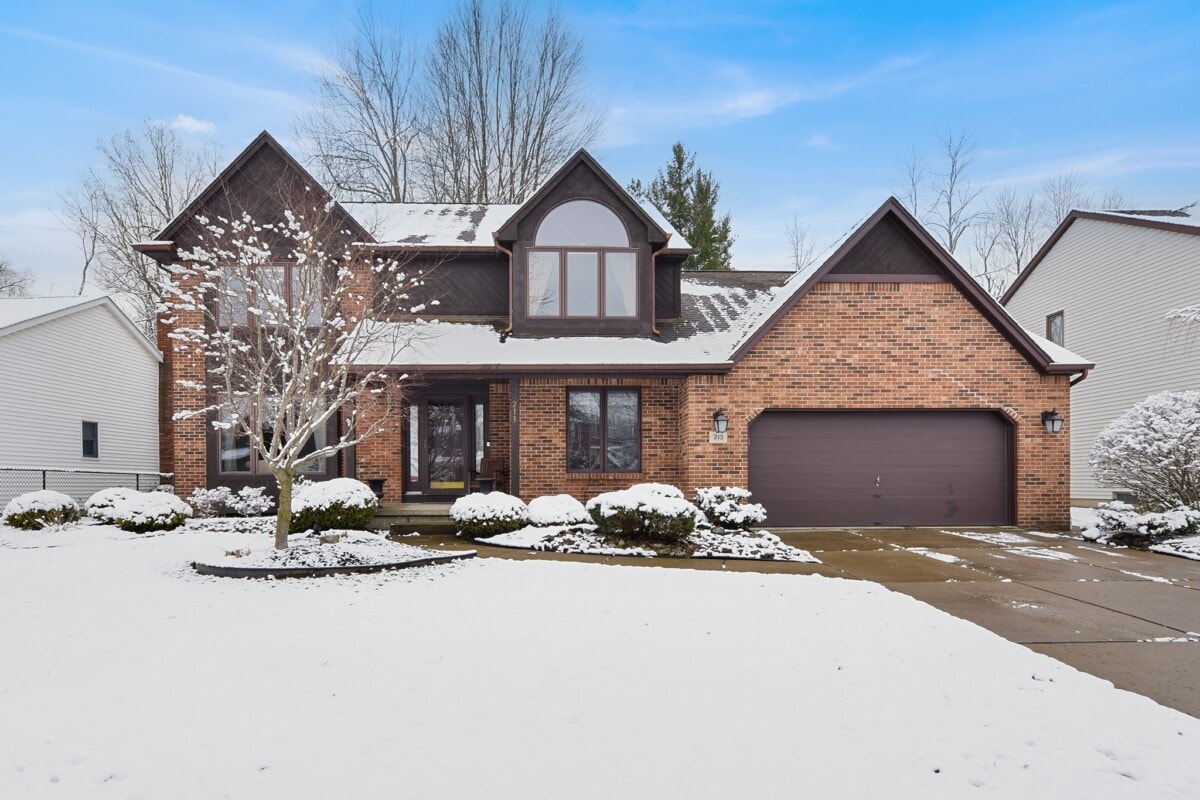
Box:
352;385;405;502
679;281;1071;529
514;377;684;501
157;267;207;499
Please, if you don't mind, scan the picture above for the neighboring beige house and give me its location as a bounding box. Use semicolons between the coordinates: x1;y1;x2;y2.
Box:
0;295;161;507
1003;206;1200;504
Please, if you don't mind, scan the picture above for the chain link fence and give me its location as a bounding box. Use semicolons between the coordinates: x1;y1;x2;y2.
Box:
0;468;172;510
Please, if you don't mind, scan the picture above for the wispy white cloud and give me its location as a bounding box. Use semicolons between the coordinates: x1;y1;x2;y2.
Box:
989;146;1200;187
0;25;305;111
169;114;215;134
599;53;925;147
803;133;842;151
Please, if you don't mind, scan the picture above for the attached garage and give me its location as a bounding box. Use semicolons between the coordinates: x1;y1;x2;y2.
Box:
749;410;1012;527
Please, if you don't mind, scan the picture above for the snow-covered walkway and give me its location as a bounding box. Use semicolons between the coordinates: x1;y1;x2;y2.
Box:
2;526;1199;798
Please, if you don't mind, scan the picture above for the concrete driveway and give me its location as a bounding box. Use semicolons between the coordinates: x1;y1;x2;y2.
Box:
407;526;1200;717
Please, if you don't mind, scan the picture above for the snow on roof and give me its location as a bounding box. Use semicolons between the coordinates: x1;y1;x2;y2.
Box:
352;271;791;368
342;200;691;250
343;203;520;248
1081;206;1200;231
0;295;103;332
1023;329;1091;368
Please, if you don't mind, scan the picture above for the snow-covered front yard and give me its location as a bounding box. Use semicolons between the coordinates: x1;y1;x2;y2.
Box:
3;524;1200;798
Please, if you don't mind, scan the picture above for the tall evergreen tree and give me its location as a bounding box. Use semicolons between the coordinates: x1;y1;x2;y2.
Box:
629;142;734;271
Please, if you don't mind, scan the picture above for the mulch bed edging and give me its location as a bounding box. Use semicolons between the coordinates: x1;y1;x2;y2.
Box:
192;550;476;579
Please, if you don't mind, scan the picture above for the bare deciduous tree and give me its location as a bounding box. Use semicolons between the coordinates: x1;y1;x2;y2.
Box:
61;122;220;333
925;129;987;255
165;197;426;549
979;186;1041;295
0;255;34;297
296;4;421;202
785;213;819;273
421;0;601;203
897;146;927;218
1039;172;1089;227
896;129;986;255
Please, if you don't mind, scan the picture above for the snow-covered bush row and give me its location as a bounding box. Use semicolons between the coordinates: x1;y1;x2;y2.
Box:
85;487;142;522
109;493;193;533
586;483;699;543
1087;501;1200;543
693;486;767;530
526;494;590;527
291;478;379;532
451;491;528;536
1090;391;1200;509
3;490;81;530
189;486;275;518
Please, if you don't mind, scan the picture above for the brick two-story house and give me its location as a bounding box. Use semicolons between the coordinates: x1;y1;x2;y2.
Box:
140;132;1089;529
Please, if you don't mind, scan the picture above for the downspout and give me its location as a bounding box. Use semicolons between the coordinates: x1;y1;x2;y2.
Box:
650;236;670;336
494;233;514;335
1070;368;1090;387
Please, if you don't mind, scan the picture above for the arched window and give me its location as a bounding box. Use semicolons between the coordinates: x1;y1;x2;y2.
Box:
535;200;629;247
527;201;637;318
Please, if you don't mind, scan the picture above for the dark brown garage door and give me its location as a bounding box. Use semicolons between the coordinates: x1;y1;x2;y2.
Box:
749;410;1011;527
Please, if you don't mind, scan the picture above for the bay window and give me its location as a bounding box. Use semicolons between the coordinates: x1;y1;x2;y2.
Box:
218;398;326;475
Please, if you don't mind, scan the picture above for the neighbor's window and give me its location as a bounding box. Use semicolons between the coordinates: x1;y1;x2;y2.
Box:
567;388;640;472
82;421;99;458
217;398;325;475
1046;311;1064;346
527;200;637;319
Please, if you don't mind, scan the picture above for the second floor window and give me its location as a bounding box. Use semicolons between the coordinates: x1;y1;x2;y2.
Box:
527;200;637;319
218;263;322;328
1046;311;1064;346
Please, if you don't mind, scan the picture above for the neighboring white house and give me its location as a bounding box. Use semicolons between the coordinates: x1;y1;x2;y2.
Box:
1003;207;1200;503
0;295;161;507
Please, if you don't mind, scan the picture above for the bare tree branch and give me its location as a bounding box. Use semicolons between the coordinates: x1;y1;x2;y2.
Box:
785;213;818;273
296;3;421;202
0;255;34;297
925;128;987;255
420;0;602;203
60;122;220;332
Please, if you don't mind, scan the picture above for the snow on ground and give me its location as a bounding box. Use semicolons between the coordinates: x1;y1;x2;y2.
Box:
479;524;819;562
3;527;1200;798
943;530;1035;545
1070;506;1200;562
196;529;467;569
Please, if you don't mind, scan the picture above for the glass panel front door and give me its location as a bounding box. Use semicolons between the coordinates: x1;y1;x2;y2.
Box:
426;400;466;493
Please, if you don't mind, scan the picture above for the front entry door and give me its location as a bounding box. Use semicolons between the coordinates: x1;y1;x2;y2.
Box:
425;399;467;496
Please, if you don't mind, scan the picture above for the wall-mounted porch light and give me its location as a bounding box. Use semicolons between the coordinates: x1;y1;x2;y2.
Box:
712;409;729;433
1041;409;1064;434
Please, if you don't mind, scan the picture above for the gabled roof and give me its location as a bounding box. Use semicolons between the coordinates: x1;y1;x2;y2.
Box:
493;149;688;251
1002;205;1200;304
730;197;1092;374
0;295;161;361
136;131;371;256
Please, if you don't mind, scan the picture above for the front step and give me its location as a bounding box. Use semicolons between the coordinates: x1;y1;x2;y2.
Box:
374;503;457;536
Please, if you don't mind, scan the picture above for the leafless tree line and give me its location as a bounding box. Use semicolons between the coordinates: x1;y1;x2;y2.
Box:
297;0;601;205
898;128;1129;296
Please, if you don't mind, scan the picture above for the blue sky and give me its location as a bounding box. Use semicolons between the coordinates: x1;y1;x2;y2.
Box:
2;0;1198;293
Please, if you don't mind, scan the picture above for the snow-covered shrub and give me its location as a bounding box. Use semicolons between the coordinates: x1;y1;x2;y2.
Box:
586;484;699;543
1091;500;1200;542
109;492;193;533
526;494;590;527
3;490;81;530
693;487;767;531
1090;391;1200;509
450;491;528;536
189;486;275;518
85;487;142;522
290;478;379;532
